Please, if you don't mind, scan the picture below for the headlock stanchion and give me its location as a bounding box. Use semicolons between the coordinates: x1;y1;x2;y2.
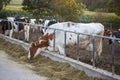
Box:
111;39;115;75
92;34;95;67
76;33;80;61
64;31;67;56
53;29;56;51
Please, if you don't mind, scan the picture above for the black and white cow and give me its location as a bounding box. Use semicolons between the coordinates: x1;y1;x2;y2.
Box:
14;17;30;41
0;19;14;37
41;19;58;34
29;19;57;34
109;29;120;44
14;17;30;31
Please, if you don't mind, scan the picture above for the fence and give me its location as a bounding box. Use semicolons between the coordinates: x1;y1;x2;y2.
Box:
0;19;120;79
42;26;120;74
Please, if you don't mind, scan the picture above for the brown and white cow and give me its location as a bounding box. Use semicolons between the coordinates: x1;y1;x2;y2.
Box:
28;22;104;61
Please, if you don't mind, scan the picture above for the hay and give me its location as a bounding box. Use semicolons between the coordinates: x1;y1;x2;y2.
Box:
0;38;104;80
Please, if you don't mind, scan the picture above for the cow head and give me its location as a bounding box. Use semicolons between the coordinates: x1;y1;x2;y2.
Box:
104;28;112;36
28;33;54;60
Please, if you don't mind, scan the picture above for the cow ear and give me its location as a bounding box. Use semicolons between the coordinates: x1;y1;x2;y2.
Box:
45;33;48;36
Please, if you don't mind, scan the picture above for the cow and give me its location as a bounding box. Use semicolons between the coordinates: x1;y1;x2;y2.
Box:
109;29;120;44
30;19;44;32
104;28;112;36
14;17;30;31
28;19;57;35
0;19;14;37
30;19;43;25
28;22;104;62
0;17;31;41
13;17;30;41
41;19;58;34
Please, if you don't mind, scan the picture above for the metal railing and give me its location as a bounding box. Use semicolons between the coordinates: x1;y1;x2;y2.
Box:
42;26;120;74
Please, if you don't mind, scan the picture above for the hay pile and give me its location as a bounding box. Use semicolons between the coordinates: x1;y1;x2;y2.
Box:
0;38;104;80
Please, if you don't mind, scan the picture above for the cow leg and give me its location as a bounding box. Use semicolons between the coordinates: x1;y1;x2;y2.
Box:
24;25;30;42
25;31;29;42
24;31;26;41
57;45;66;56
86;43;96;63
90;52;98;63
24;31;27;41
26;32;29;41
5;30;9;36
9;29;13;38
47;46;54;52
96;38;103;63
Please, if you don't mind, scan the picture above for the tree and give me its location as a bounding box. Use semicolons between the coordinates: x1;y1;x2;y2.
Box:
108;0;120;16
22;0;52;18
22;0;84;21
51;0;84;21
0;0;11;10
77;0;111;11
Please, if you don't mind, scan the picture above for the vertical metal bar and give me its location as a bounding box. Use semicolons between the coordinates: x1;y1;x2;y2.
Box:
92;35;95;67
18;22;20;40
76;34;80;61
111;39;115;75
64;31;67;56
53;29;56;51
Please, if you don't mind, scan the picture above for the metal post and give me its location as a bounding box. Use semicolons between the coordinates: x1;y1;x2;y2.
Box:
111;39;115;75
64;31;67;56
53;30;56;51
76;34;80;61
18;22;20;40
92;35;95;67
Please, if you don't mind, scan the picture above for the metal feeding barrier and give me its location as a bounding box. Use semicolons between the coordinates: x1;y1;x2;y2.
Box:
0;19;120;79
45;27;120;75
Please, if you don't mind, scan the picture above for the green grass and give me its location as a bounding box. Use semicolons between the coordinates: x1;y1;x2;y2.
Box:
84;10;116;16
3;6;23;11
4;0;23;10
9;0;23;6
